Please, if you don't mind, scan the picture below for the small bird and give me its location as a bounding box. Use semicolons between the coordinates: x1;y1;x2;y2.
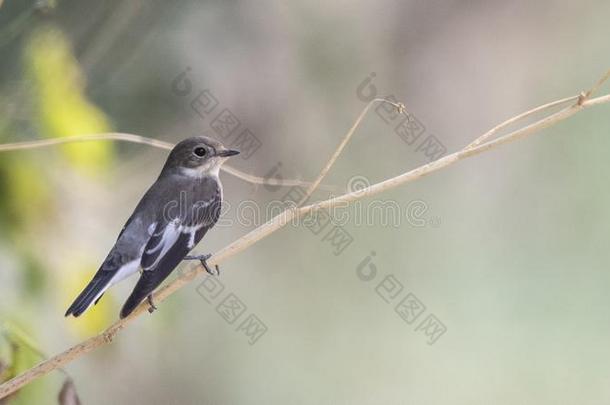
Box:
65;136;239;319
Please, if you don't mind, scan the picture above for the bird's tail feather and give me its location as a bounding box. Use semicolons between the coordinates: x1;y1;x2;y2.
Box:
119;290;144;319
120;258;180;318
119;274;158;319
65;272;115;317
121;233;192;318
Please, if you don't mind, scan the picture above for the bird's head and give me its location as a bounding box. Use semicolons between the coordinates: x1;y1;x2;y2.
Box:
162;136;240;177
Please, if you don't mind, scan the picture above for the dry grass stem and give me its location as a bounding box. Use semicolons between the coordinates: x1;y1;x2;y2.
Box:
1;71;609;399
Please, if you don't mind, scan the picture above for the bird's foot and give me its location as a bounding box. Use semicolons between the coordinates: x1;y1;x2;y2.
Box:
147;294;157;314
184;253;220;276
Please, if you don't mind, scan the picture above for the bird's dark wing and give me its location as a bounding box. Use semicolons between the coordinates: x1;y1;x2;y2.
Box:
120;176;222;318
65;210;156;317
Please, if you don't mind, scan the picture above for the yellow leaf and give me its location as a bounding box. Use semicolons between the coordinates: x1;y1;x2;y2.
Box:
24;25;113;177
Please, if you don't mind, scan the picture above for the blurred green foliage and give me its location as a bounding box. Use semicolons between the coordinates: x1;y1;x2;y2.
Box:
0;322;48;405
25;25;113;177
0;19;118;401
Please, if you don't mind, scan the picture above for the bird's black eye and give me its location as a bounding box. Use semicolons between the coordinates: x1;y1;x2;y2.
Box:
193;147;207;157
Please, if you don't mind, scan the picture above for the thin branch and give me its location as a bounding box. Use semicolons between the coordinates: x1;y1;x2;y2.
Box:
310;104;579;211
0;133;324;189
583;93;610;107
0;133;172;151
1;78;610;399
579;68;610;104
298;98;405;205
0;322;69;378
466;69;610;150
464;95;578;150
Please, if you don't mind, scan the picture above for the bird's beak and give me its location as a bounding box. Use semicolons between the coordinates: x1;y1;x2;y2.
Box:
217;149;240;157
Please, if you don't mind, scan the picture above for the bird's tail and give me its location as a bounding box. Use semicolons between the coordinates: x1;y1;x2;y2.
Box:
119;273;158;319
119;259;178;318
119;290;143;319
65;271;116;317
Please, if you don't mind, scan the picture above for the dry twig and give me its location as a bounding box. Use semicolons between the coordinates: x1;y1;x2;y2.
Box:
1;72;609;399
0;133;321;189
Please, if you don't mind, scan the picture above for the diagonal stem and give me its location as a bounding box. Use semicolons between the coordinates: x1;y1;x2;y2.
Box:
0;132;329;189
1;81;609;399
297;98;405;205
465;69;610;150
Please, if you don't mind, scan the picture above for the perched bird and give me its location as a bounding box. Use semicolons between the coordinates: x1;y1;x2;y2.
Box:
65;136;239;319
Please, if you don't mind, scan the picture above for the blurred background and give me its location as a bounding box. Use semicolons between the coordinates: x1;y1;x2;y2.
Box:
1;0;610;404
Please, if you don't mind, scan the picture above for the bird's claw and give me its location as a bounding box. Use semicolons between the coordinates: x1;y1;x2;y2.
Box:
184;254;220;276
147;294;157;314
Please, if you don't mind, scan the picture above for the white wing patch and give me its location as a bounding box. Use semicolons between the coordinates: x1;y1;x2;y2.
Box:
147;221;157;236
142;219;206;271
143;219;181;270
185;224;205;249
